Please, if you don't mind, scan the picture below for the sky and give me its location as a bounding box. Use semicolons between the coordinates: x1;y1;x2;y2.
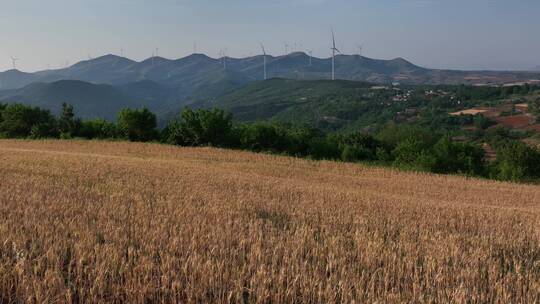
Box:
0;0;539;72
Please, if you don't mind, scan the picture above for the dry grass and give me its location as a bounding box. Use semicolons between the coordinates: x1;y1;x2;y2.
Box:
0;139;539;303
449;108;489;116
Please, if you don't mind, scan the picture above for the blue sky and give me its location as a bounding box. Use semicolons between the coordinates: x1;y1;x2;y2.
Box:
1;0;538;72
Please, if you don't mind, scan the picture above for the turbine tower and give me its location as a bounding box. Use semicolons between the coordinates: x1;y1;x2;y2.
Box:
308;50;313;66
331;29;341;80
260;43;267;80
10;56;19;69
221;48;227;69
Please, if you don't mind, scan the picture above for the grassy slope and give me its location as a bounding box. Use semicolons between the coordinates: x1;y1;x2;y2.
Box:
0;139;538;303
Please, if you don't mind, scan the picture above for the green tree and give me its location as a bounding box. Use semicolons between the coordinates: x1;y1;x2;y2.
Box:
377;123;437;147
117;108;157;142
473;114;494;130
166;108;233;147
337;132;386;162
0;103;58;138
79;119;118;139
392;138;436;171
431;137;485;175
58;103;80;138
494;141;540;181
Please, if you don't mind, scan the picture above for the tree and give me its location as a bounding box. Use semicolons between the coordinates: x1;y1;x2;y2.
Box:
392;138;436;171
337;132;386;162
431;137;485;175
0;103;58;138
117;108;157;142
494;141;540;181
377;123;437;147
166;108;233;147
79;119;118;139
473;114;494;130
58;103;80;138
0;103;5;127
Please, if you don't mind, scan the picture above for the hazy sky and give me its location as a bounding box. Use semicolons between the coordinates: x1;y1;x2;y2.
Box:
0;0;538;72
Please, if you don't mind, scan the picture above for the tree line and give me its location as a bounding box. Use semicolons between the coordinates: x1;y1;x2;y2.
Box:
0;102;538;182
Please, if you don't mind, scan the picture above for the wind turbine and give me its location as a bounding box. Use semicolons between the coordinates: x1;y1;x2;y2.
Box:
357;44;363;57
10;56;19;69
284;42;289;56
331;29;341;80
308;50;313;66
260;43;267;80
221;48;228;69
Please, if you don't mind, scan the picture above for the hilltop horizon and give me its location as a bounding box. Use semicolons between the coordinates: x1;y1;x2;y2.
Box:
3;52;419;74
3;52;539;74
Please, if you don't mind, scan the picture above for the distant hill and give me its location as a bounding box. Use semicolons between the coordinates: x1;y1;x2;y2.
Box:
189;78;399;131
2;53;539;93
0;80;158;120
0;70;38;90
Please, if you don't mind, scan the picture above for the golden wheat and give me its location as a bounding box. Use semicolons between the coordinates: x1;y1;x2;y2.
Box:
0;139;538;303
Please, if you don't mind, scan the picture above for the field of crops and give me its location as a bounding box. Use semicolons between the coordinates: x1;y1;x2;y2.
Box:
0;139;538;303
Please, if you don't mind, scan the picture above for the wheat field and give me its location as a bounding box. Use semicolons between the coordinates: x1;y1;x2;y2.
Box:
0;139;538;303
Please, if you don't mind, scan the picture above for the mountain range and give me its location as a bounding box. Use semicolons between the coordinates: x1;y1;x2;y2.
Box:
1;53;539;121
3;53;540;91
